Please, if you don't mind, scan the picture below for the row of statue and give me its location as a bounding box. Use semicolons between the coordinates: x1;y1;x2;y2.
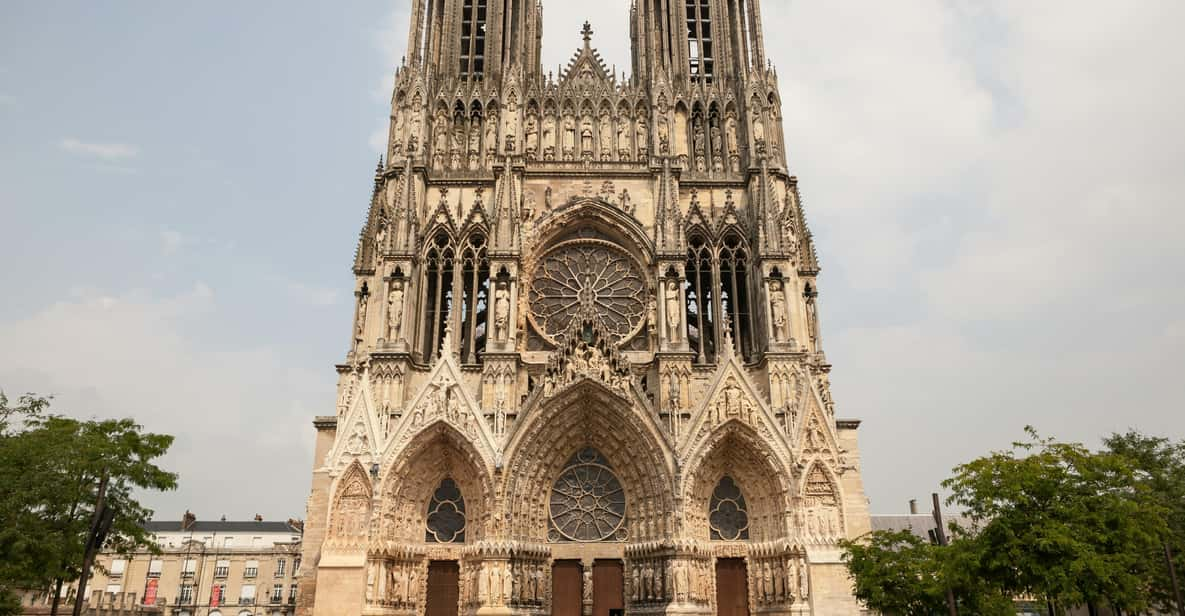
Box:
459;560;548;607
750;557;811;606
365;559;422;608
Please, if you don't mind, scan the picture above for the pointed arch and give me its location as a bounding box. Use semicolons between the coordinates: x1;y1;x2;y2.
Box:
328;461;373;542
682;420;791;542
799;461;845;540
419;231;456;360
379;421;494;544
503;382;676;543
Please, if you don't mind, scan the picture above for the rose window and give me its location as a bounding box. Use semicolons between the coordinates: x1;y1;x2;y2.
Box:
548;448;627;542
528;239;647;344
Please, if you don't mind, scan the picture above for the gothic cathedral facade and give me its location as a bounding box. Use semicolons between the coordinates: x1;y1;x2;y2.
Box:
298;1;872;614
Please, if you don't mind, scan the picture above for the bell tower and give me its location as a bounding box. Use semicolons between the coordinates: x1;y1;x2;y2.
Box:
299;1;872;614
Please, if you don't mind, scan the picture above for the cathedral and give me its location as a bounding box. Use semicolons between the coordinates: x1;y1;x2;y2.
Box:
297;0;872;614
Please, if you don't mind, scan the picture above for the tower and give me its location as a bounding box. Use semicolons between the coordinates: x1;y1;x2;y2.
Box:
298;1;871;614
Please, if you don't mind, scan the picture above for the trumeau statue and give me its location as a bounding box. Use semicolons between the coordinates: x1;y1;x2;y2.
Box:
303;3;870;616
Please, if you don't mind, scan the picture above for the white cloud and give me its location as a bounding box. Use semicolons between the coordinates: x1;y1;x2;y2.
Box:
765;1;1185;510
0;285;330;520
160;229;185;254
59;138;139;161
288;282;340;307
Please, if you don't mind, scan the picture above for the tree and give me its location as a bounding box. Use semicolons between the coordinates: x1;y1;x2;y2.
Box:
0;391;178;616
841;529;1013;615
943;427;1167;614
841;529;949;615
1103;430;1185;615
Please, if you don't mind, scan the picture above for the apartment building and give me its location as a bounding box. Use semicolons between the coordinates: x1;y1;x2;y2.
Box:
21;513;303;616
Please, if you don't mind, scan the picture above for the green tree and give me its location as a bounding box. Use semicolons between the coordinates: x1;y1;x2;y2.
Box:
1103;430;1185;615
944;427;1167;614
841;528;1013;615
0;391;178;616
841;529;949;615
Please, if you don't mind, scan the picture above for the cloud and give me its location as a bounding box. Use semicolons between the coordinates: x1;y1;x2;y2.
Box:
59;138;140;161
764;1;1185;509
0;285;330;520
160;229;185;254
287;282;340;307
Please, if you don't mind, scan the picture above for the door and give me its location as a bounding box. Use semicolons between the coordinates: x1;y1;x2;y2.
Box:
552;560;583;616
715;558;749;616
592;560;623;616
425;560;460;616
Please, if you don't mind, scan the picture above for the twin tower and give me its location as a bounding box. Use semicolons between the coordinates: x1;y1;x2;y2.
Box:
298;1;873;615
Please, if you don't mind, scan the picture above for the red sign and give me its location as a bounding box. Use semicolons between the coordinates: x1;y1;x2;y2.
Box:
143;579;158;605
210;585;221;607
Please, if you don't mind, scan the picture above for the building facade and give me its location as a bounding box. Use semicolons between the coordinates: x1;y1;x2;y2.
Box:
300;1;871;614
21;515;303;616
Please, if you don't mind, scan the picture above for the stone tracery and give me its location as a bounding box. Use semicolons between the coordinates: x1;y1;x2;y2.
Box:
305;2;872;613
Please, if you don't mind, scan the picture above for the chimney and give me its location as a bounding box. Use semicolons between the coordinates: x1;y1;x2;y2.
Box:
220;514;227;522
909;499;918;515
182;510;196;531
254;514;263;522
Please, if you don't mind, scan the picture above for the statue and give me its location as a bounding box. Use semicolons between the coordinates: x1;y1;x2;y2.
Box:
468;118;481;153
581;119;594;153
493;283;511;340
620;188;633;214
664;280;682;342
544;186;553;211
387;280;405;339
542;115;555;152
769;279;788;342
582;567;593;603
525;114;539;155
484;115;498;153
562;115;576;155
355;294;368;344
635;118;649;155
599;112;613;153
751;109;766;145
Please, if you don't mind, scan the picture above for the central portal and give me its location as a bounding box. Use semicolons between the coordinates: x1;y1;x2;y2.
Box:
715;558;749;616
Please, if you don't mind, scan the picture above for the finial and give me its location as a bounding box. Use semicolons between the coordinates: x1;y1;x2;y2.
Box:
581;22;593;44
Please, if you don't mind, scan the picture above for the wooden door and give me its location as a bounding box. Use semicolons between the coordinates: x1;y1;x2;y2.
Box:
552;560;583;616
425;560;460;616
592;560;624;616
715;558;749;616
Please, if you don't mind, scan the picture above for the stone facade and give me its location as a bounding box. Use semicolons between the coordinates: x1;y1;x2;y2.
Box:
21;517;303;616
299;1;871;614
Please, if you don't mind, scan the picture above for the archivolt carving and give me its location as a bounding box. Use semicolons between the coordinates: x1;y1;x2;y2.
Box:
379;423;494;544
329;461;373;542
682;422;791;542
799;463;844;542
503;386;675;543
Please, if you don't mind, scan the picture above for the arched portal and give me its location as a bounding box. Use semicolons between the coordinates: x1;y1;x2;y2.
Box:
682;422;791;542
378;422;494;544
502;382;676;542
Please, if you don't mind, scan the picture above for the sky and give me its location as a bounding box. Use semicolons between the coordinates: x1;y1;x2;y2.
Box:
1;1;1183;523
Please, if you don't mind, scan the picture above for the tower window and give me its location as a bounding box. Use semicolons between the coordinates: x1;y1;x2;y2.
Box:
460;0;488;79
422;233;455;361
686;0;713;79
459;233;490;364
